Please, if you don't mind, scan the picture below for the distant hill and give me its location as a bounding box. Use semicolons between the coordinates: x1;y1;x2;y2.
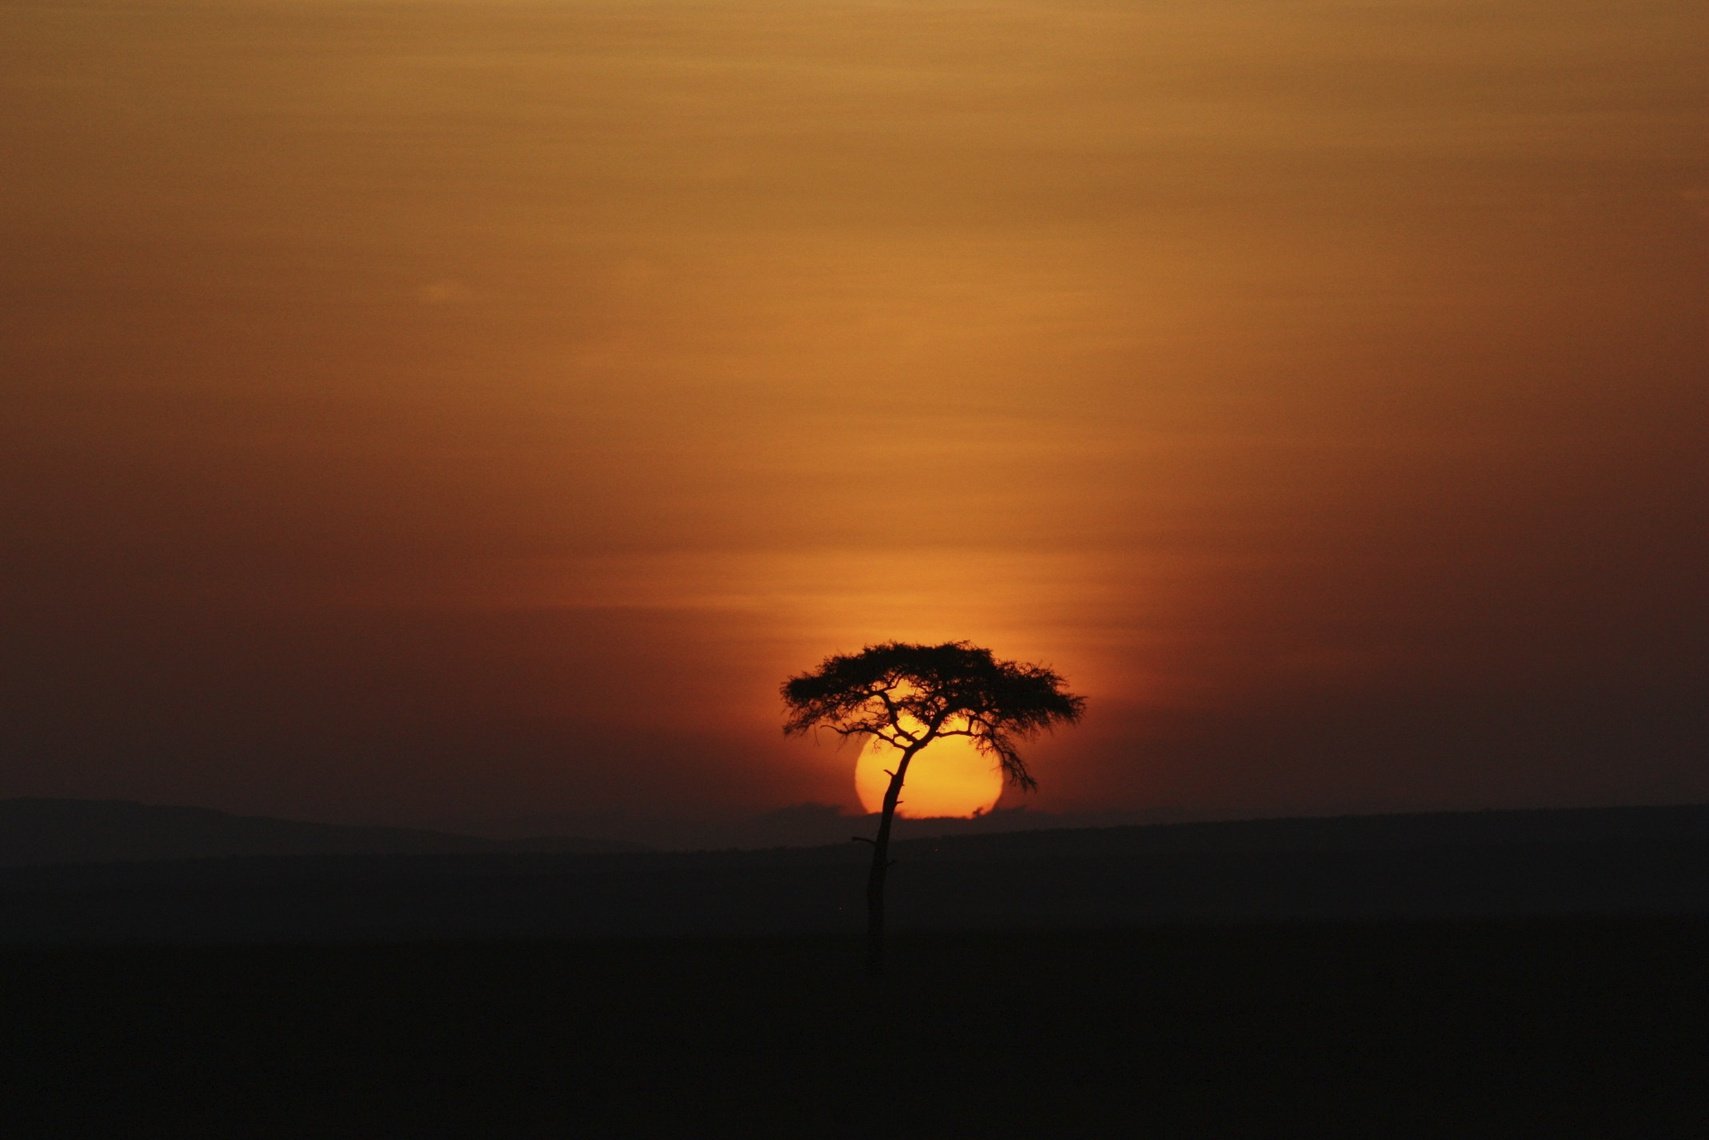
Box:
0;799;636;866
897;802;1709;857
1;801;1704;943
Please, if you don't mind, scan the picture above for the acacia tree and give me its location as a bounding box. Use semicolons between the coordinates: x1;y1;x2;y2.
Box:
781;641;1085;976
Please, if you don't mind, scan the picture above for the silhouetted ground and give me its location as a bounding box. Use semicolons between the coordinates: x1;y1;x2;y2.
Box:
7;804;1708;943
7;918;1705;1137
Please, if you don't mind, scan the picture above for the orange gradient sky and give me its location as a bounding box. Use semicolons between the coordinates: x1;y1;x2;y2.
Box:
3;1;1705;841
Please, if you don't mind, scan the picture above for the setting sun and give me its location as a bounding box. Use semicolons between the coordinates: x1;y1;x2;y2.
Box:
855;734;1004;819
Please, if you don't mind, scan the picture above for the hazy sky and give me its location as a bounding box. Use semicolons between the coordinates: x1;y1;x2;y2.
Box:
4;0;1705;839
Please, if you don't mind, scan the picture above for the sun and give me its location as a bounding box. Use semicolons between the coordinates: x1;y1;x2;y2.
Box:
854;734;1004;819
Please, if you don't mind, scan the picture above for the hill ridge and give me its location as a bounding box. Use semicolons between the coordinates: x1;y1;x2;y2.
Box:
0;797;635;865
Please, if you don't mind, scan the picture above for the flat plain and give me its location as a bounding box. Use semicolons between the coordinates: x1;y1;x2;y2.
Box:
8;917;1706;1137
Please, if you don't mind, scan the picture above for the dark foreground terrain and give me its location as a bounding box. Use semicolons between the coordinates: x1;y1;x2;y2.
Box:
7;918;1706;1137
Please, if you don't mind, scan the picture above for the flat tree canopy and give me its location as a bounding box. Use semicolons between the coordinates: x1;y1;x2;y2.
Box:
782;641;1085;975
781;640;1085;792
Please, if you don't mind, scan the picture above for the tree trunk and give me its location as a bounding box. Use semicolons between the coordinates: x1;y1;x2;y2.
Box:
865;745;918;978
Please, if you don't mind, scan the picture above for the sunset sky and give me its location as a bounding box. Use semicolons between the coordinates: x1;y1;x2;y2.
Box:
4;1;1704;842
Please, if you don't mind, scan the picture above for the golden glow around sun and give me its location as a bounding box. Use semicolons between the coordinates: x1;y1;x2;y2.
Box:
854;734;1004;819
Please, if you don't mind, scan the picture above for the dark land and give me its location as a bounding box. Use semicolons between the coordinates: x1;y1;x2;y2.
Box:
5;802;1707;1135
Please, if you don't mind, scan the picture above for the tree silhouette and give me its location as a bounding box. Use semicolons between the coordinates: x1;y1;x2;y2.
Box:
781;641;1085;976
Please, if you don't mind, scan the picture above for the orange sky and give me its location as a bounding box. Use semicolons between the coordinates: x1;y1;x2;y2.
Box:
3;1;1705;840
